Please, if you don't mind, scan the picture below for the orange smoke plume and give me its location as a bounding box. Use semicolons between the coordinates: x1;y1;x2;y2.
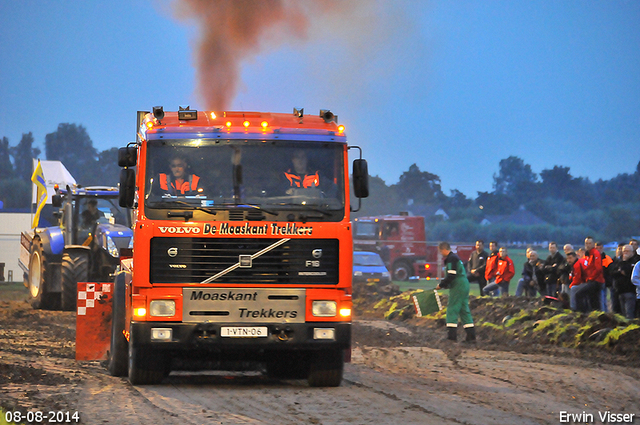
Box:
175;0;322;110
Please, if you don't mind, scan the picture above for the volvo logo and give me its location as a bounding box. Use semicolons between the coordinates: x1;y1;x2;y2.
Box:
312;249;323;259
167;247;178;258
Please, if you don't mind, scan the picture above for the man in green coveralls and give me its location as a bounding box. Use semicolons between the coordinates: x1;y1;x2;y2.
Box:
435;241;476;342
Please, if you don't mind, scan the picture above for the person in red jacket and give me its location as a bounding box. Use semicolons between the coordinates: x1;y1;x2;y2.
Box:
574;236;604;312
483;246;514;297
567;251;584;311
484;241;499;282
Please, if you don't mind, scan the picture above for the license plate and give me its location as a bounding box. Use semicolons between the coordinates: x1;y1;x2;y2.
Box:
220;326;269;338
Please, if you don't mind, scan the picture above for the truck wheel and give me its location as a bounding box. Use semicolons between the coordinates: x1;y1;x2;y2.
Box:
61;251;89;311
108;273;128;377
307;349;344;387
28;239;58;310
128;342;166;385
393;261;412;281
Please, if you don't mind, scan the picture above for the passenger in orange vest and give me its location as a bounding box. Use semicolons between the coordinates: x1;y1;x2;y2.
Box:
283;149;320;194
159;155;202;196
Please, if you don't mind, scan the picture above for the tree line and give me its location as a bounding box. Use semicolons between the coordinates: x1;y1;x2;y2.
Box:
355;157;640;244
1;123;639;242
0;124;120;208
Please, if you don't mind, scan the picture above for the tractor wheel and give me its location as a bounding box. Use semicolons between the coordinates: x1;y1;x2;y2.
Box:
307;349;344;387
392;261;412;281
128;342;166;385
61;251;89;311
28;239;58;310
108;273;128;377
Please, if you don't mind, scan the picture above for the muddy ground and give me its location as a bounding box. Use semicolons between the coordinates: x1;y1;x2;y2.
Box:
1;283;640;424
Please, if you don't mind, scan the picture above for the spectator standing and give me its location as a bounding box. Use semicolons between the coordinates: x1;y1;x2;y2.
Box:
484;241;500;293
466;240;489;293
542;242;564;297
574;237;604;312
516;250;544;297
435;242;475;342
632;260;640;318
567;251;584;311
611;245;638;319
608;243;626;314
596;241;614;312
483;247;515;297
557;244;574;295
629;239;640;264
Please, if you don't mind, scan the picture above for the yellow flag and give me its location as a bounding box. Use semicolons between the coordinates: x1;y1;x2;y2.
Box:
31;160;47;228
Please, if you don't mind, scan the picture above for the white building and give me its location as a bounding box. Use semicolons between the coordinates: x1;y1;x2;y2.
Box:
0;212;32;282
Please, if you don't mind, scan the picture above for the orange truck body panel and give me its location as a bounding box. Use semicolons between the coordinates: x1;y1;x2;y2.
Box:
78;108;359;384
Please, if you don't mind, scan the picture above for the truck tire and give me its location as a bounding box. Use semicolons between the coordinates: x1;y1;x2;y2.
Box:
108;273;128;377
61;251;89;311
307;349;343;387
128;342;166;385
28;239;58;310
392;261;412;281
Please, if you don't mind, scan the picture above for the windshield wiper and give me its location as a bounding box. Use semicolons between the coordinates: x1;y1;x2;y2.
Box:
148;200;217;216
209;202;278;217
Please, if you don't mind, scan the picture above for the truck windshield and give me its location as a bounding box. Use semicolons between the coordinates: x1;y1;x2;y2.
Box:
144;139;345;221
354;222;379;239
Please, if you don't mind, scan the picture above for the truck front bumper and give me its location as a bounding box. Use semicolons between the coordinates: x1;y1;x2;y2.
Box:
129;321;351;353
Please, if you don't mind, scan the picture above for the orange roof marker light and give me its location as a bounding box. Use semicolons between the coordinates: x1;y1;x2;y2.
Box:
243;120;250;128
210;112;217;119
337;125;345;133
261;121;269;130
225;121;232;128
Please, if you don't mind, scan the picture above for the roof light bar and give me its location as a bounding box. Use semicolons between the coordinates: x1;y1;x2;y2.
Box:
178;106;197;120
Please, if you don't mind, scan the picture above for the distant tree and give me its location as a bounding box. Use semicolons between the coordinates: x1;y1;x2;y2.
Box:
0;178;31;208
352;175;400;217
45;124;98;184
539;166;574;200
444;189;473;209
475;191;516;215
92;147;120;186
394;163;444;205
10;132;41;181
493;156;538;198
0;137;13;179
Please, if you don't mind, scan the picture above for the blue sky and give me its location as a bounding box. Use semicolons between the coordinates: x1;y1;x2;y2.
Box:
1;1;639;198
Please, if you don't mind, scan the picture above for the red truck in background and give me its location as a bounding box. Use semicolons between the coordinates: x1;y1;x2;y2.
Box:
353;213;473;281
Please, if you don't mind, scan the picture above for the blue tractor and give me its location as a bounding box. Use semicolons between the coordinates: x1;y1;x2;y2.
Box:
22;186;133;310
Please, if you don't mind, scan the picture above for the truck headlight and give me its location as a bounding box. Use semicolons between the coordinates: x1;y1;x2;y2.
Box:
106;236;119;257
312;301;337;317
382;271;390;278
354;271;362;276
149;300;176;317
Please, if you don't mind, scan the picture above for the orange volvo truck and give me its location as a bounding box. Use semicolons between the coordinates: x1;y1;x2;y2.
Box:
76;107;368;386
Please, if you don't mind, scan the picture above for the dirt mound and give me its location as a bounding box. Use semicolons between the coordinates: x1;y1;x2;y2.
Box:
353;288;640;366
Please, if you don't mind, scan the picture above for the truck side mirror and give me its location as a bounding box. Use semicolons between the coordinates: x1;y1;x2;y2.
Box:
118;146;138;167
352;159;369;198
119;168;136;208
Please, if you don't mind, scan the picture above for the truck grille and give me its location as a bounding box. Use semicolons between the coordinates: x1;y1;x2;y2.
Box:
150;237;339;284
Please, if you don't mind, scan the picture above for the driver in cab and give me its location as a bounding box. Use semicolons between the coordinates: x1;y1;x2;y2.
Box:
158;155;203;196
283;149;320;194
81;199;104;228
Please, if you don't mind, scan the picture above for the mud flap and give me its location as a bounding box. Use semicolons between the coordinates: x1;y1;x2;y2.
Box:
75;282;113;361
